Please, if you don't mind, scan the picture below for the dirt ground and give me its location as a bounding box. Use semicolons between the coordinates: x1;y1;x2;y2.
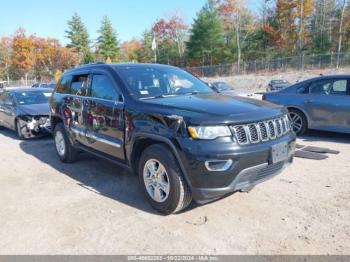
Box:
0;127;349;255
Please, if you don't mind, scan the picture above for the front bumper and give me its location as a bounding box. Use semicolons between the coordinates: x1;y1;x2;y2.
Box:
177;133;296;203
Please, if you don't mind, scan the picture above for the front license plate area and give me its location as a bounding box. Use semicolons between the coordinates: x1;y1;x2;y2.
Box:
271;142;288;163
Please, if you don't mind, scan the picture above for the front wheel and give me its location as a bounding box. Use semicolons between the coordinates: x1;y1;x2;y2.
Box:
139;144;192;215
16;119;25;140
288;109;307;135
53;123;78;163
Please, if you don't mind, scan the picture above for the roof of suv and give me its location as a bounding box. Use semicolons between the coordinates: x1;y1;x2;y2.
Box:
66;62;178;74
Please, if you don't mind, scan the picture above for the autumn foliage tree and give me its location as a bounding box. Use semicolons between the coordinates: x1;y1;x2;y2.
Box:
0;28;78;81
10;28;35;81
120;39;142;62
152;15;188;65
32;36;78;80
0;37;12;82
219;0;255;69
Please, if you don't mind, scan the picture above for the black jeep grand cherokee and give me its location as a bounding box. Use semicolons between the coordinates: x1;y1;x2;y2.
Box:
50;63;295;214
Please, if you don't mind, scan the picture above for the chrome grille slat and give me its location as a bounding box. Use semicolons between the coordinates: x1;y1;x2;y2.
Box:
233;125;249;145
275;119;282;137
258;122;269;142
231;115;291;145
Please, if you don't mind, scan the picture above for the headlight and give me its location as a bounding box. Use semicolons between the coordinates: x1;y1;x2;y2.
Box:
188;126;231;140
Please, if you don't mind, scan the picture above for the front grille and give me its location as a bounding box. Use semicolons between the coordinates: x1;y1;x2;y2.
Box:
231;115;291;145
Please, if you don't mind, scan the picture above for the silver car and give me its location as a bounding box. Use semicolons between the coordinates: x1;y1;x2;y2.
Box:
263;75;350;135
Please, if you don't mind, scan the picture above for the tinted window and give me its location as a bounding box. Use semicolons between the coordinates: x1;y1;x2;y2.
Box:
70;74;89;96
309;79;348;95
2;92;14;105
310;80;332;95
91;74;118;101
330;80;347;95
13;91;49;105
56;76;72;94
297;84;310;94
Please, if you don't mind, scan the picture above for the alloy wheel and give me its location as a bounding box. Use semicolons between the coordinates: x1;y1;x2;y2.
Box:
143;159;170;203
55;130;66;157
289;112;303;134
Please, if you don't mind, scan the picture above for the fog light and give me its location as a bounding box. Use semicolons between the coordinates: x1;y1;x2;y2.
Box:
205;159;233;172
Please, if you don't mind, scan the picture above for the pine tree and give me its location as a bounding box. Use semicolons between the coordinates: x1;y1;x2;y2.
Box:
187;0;225;65
97;16;120;61
138;29;153;63
65;13;90;54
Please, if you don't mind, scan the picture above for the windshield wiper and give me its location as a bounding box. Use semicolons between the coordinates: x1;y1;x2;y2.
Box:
139;94;179;100
182;90;200;96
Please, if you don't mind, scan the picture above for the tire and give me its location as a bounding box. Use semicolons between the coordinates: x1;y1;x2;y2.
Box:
53;123;78;163
16;119;25;140
288;108;307;135
139;144;192;215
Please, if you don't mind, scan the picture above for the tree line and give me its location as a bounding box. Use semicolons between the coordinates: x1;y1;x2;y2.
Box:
0;0;349;81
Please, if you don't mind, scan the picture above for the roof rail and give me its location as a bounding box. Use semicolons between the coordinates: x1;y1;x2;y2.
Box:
74;62;106;69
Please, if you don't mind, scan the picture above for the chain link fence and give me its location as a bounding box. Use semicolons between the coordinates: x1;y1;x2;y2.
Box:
0;79;37;88
187;52;350;77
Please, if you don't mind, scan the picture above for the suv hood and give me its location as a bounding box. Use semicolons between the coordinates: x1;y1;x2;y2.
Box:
141;93;286;125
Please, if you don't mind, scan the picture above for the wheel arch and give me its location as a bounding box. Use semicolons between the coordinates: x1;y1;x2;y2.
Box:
50;114;63;132
130;133;192;188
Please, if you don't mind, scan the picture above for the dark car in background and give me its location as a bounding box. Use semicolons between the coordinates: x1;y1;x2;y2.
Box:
263;75;350;135
209;82;235;93
267;79;290;92
0;88;51;139
32;82;56;89
50;63;295;214
208;81;256;98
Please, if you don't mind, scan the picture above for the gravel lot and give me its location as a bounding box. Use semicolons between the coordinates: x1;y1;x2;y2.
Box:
0;127;349;254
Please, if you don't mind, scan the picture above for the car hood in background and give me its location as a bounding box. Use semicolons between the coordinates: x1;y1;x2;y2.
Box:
16;103;50;116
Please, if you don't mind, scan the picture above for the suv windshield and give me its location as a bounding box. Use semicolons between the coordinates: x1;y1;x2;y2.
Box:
116;66;214;99
14;90;50;105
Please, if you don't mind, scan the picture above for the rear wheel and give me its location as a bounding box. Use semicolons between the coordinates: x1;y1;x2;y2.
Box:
53;123;78;163
288;109;307;135
139;144;192;215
